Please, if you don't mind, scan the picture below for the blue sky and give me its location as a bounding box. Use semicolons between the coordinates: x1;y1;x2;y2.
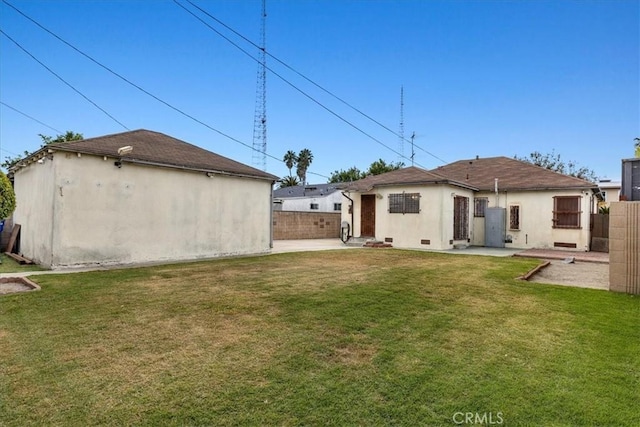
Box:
1;0;638;182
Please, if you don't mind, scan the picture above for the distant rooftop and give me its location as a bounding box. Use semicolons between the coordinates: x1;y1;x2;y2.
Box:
273;183;342;198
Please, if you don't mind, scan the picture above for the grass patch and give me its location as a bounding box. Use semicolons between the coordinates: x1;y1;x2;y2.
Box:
1;250;637;426
0;253;44;274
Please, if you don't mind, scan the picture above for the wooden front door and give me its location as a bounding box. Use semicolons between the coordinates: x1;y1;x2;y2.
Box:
360;195;376;237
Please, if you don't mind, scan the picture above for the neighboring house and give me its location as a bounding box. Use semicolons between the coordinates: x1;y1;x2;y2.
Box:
341;156;598;251
273;183;343;212
597;179;621;208
10;129;278;269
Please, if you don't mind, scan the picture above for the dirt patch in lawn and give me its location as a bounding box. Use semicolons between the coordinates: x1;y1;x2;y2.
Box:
526;260;609;290
0;277;41;295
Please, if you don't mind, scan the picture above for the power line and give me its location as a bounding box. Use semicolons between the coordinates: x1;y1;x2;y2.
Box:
0;1;285;165
180;0;447;165
173;1;421;168
0;101;63;134
0;0;325;181
0;29;129;131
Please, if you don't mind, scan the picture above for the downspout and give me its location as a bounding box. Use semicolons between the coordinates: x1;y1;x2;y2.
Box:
341;191;354;240
270;182;274;249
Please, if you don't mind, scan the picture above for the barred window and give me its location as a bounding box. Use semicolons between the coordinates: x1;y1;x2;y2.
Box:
509;205;520;230
553;196;581;228
389;193;420;214
474;198;488;217
333;203;342;211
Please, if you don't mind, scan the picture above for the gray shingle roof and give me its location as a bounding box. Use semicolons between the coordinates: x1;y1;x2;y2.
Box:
273;183;341;198
433;156;596;191
342;166;478;192
43;129;278;181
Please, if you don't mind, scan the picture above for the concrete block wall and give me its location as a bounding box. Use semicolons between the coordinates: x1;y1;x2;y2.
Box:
273;211;340;240
609;202;640;294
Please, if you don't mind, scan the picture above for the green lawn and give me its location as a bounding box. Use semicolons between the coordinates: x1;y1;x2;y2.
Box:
0;253;44;274
1;250;638;426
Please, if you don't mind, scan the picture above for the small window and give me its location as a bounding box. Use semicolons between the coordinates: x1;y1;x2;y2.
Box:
509;205;520;230
553;196;581;229
389;193;420;214
474;198;488;217
333;203;342;211
310;203;319;210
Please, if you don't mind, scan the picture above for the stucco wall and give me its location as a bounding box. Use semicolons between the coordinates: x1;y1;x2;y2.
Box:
12;158;56;266
276;192;343;212
14;153;273;268
474;189;592;251
341;185;475;250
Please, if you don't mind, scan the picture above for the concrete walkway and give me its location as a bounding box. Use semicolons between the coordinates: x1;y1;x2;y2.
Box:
514;248;609;264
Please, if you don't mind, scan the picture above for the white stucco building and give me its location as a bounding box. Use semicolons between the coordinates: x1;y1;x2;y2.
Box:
11;129;277;269
273;183;343;212
341;157;598;251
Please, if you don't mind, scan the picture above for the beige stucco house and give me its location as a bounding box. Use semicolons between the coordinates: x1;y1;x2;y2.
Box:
11;129;277;269
341;157;598;251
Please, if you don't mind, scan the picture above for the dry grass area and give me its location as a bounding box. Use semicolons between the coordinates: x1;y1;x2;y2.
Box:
1;249;638;426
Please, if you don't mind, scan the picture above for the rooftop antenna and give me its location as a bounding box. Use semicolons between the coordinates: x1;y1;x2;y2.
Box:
252;0;267;171
398;85;404;162
410;131;416;166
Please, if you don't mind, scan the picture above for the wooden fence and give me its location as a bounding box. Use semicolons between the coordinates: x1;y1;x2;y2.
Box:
590;213;609;252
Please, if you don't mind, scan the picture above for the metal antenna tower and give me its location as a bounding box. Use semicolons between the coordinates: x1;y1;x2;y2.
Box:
252;0;267;170
398;85;404;162
410;131;416;166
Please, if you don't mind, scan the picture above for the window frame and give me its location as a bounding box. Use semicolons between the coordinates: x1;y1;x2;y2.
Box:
474;197;488;217
509;205;520;230
388;192;421;214
333;203;342;211
309;203;319;210
552;196;582;229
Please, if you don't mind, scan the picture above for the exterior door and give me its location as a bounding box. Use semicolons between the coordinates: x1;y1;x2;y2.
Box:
485;207;506;248
360;195;376;237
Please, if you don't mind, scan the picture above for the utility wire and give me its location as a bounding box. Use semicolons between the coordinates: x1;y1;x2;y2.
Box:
180;0;448;165
0;30;129;131
173;0;423;169
0;101;63;134
0;0;291;169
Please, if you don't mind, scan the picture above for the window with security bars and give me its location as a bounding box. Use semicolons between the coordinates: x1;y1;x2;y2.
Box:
388;193;420;214
453;196;469;240
474;198;488;217
509;205;520;230
553;196;581;228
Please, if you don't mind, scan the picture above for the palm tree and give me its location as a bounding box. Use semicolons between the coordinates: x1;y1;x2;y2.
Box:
296;148;313;185
283;150;298;176
278;175;300;188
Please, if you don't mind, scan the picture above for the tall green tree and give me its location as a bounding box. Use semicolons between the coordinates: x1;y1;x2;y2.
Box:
328;166;365;183
366;158;404;175
296;148;313;185
514;150;598;182
2;131;83;170
278;175;300;188
283;150;298;177
0;171;16;220
328;159;405;183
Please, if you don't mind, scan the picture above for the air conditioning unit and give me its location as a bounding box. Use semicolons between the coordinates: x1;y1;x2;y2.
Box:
621;158;640;201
